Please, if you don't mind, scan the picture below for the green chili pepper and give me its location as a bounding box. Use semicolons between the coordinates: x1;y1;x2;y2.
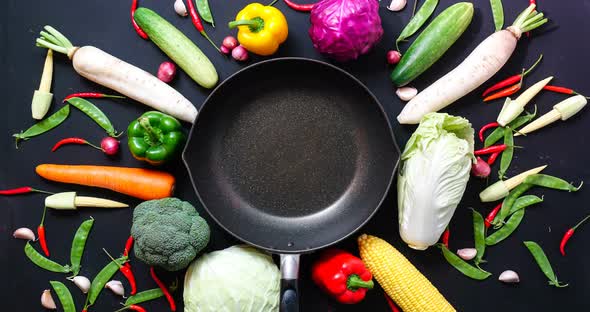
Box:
509;195;543;215
66;97;118;137
484;108;536;147
24;242;71;273
50;281;76;312
85;256;127;308
490;0;504;31
196;0;215;26
494;183;533;228
523;241;568;287
485;209;525;246
125;288;165;306
395;0;438;50
69;218;94;277
13;105;70;144
498;126;513;179
471;209;486;266
438;244;491;280
524;174;583;192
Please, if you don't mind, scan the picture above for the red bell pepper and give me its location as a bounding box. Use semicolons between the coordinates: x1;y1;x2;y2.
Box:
311;249;374;304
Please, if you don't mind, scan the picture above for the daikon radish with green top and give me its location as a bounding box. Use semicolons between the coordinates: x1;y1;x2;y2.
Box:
398;4;548;124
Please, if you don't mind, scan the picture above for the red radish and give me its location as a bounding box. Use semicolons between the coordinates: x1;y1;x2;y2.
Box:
222;36;238;51
471;157;491;178
386;50;401;65
398;4;548;124
232;46;249;62
157;61;177;83
101;137;120;156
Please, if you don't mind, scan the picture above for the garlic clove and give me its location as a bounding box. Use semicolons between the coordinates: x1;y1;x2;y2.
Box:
499;270;520;283
387;0;407;11
41;289;57;309
456;248;477;261
70;276;91;294
396;87;418;101
105;280;125;297
13;227;36;241
174;0;188;17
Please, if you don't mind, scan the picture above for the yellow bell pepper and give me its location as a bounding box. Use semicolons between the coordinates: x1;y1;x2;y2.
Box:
228;3;288;56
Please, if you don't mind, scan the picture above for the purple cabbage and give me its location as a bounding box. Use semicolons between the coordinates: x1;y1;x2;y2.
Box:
309;0;383;62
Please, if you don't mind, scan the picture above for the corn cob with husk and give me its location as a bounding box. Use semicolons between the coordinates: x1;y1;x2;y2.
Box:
358;234;455;312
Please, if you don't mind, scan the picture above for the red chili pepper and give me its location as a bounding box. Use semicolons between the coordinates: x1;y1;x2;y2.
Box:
441;228;450;248
51;137;102;152
559;214;590;256
124;235;134;256
311;249;374;304
384;292;401;312
475;144;507;156
484;203;502;228
478;122;500;142
38;206;50;257
150;267;176;311
104;249;137;295
487;152;501;165
482;55;542;97
483;83;522;102
0;186;52;195
115;305;147;312
283;0;315;11
186;0;220;52
62;92;125;102
131;0;148;39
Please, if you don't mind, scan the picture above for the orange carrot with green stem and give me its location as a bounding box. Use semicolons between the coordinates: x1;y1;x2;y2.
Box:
35;164;175;200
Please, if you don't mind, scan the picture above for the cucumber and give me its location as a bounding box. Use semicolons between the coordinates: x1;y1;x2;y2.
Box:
391;2;474;87
134;8;218;89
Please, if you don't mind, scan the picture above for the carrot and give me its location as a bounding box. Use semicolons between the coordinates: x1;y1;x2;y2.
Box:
35;164;174;200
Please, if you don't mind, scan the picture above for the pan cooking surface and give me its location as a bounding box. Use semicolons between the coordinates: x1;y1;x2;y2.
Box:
184;58;398;252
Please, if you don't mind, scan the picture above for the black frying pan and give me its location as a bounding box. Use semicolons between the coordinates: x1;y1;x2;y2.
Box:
183;58;399;311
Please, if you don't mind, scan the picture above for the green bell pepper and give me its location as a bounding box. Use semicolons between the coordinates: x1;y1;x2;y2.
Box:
127;111;186;165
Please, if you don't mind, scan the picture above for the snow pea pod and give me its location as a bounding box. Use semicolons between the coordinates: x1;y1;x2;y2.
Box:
70;218;94;277
85;256;127;308
499;126;513;179
50;281;76;312
490;0;504;31
396;0;438;49
66;97;117;137
471;209;486;266
495;183;533;228
524;174;583;192
438;244;491;280
485;209;525;246
125;288;165;306
509;195;543;214
484;108;536;147
13;105;70;142
523;241;568;287
196;0;214;26
24;242;71;273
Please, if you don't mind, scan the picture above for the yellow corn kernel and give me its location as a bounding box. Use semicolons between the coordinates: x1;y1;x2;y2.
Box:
358;234;455;312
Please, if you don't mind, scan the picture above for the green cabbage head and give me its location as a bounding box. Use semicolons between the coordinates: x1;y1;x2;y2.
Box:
397;113;474;250
184;245;280;312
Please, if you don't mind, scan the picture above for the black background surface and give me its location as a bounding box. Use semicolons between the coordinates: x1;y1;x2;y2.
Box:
1;0;589;311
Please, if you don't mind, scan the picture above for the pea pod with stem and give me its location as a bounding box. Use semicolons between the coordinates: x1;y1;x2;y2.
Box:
494;183;533;228
523;174;583;192
24;242;71;273
484;107;537;147
84;255;127;309
395;0;438;50
438;244;491;280
13;105;70;146
490;0;504;31
49;281;76;312
486;209;525;245
471;209;486;267
509;195;543;214
195;0;214;27
124;288;165;306
69;218;94;277
66;97;119;137
523;241;568;287
498;126;514;179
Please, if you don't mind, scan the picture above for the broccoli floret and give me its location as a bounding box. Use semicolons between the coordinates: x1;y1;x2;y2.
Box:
131;197;210;271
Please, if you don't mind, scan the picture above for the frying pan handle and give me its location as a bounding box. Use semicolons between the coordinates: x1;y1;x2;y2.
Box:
280;254;300;312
